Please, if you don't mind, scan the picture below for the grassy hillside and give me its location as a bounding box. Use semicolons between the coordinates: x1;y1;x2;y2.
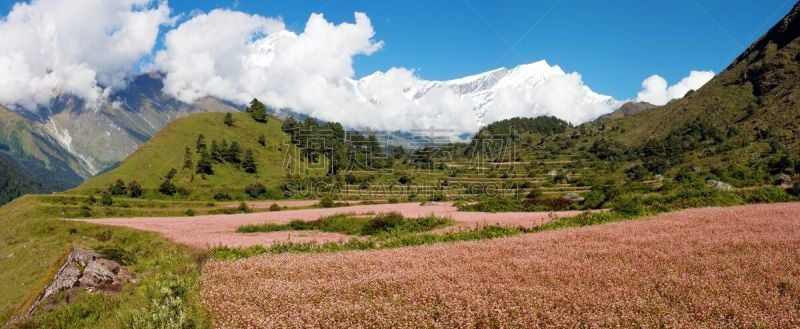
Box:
76;112;324;199
600;3;800;163
0;196;208;327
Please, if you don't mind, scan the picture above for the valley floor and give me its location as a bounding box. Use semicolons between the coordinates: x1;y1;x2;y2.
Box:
75;202;591;248
200;203;800;328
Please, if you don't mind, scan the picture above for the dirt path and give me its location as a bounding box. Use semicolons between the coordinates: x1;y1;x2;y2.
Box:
76;203;590;248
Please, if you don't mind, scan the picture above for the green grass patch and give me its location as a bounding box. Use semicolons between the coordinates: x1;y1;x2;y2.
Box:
213;225;528;260
236;212;454;236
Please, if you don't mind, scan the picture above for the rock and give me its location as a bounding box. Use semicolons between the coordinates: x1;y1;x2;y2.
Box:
548;170;558;177
707;180;733;191
775;174;793;187
562;192;584;201
21;247;132;320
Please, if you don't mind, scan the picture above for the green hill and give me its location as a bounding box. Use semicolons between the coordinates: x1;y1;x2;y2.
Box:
602;2;800;157
75;112;324;199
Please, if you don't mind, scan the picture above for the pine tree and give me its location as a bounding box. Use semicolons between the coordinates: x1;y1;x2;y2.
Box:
196;149;213;175
248;98;267;123
243;149;257;173
210;140;222;162
220;139;229;161
225;141;242;163
108;179;127;196
257;134;267;147
224;113;234;127
183;146;194;169
196;134;207;153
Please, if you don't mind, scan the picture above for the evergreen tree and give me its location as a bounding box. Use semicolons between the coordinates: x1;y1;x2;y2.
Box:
258;134;267;147
210;140;222;162
196;134;207;153
196;149;214;175
159;169;178;195
242;149;257;173
183;147;194;169
220;139;229;161
108;179;127;196
248;98;267;123
224;113;234;127
225;141;242;163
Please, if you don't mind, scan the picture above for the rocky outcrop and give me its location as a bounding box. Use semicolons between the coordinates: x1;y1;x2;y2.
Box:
23;247;132;318
707;180;734;191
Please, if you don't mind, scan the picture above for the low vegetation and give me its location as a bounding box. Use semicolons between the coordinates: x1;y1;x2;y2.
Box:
236;212;453;236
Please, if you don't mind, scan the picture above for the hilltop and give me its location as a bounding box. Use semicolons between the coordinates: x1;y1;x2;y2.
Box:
76;112;322;199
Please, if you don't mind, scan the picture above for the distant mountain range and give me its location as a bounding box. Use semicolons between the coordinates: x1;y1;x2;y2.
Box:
0;74;238;201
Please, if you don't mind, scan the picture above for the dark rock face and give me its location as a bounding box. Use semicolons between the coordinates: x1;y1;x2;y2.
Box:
23;247;132;318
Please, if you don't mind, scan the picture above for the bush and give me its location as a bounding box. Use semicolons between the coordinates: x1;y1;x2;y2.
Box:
244;183;267;199
96;245;136;265
213;192;232;201
387;198;399;204
99;193;113;206
128;181;143;198
108;179;127;196
319;198;334;208
158;179;177;196
739;186;792;203
269;203;281;211
612;198;644;217
185;209;196;217
789;183;800;197
526;188;543;200
237;202;251;213
582;190;606;209
360;212;405;235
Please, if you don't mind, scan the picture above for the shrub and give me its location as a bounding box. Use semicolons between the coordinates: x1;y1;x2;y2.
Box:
213;192;232;201
612;198;644;217
108;179;127;196
96;245;136;265
740;187;792;203
319;198;334;208
387;198;399;204
360;212;406;235
99;193;113;206
269;203;281;211
789;183;800;197
185;209;196;217
237;202;251;213
128;181;143;198
158;179;177;196
582;190;607;209
244;183;267;199
526;188;543;200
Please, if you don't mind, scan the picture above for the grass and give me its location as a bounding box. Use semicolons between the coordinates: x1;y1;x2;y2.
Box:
0;196;209;328
72;112;326;200
236;212;454;236
212;225;529;260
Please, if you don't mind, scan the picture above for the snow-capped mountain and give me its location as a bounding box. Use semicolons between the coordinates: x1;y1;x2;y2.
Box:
353;60;621;128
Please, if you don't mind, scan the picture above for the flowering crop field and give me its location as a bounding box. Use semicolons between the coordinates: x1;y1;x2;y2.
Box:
202;203;800;328
80;203;588;248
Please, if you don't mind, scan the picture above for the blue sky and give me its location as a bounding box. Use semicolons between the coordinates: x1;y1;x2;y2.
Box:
0;0;793;100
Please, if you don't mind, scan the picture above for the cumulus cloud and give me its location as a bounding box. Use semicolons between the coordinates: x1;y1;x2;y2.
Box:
636;70;714;106
0;0;171;109
155;11;623;134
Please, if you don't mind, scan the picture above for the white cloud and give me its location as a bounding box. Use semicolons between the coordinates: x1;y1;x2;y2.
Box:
156;11;623;134
0;0;171;109
636;70;714;106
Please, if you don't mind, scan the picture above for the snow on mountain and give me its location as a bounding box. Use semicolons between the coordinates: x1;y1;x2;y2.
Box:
352;60;622;128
